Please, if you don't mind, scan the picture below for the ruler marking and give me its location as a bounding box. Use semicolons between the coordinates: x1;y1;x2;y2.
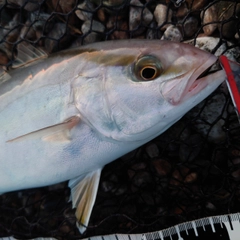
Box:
209;217;215;233
192;221;198;236
175;225;183;240
167;229;173;240
159;230;163;240
84;213;240;240
228;215;233;230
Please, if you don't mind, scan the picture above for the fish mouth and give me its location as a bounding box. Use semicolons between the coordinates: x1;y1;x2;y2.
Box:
161;56;223;105
182;59;222;102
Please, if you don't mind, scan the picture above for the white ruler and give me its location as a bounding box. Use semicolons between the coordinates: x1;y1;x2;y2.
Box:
85;213;240;240
1;213;240;240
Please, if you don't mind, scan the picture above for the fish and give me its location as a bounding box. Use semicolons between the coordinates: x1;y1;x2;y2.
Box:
0;39;226;233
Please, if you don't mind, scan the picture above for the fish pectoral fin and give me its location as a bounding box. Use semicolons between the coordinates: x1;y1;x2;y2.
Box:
68;169;102;234
7;115;80;143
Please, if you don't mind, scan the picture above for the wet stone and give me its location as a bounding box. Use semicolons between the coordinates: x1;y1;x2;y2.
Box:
129;0;153;36
201;5;218;36
161;25;183;42
81;20;105;44
179;134;203;162
5;0;42;12
0;50;9;66
151;159;172;177
131;171;152;188
51;0;77;13
185;0;208;11
154;4;172;31
90;0;125;7
107;16;129;40
146;21;162;39
146;143;159;158
205;201;217;211
97;8;106;22
231;169;240;181
184;172;197;183
101;181;115;192
170;169;183;186
81;20;105;34
114;185;127;196
216;2;240;39
75;1;94;21
45;22;71;53
176;3;188;18
182;16;198;38
20;21;36;41
186;90;230;143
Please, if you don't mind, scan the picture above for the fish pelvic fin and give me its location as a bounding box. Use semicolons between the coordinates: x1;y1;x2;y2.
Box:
68;169;102;234
6;116;80;143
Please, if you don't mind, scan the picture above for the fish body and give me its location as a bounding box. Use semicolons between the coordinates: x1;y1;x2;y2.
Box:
0;40;226;232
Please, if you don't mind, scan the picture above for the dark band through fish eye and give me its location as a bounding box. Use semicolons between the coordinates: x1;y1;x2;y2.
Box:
141;66;157;80
133;55;163;81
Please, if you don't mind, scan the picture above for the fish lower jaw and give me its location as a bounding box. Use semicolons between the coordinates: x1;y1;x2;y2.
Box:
181;69;226;103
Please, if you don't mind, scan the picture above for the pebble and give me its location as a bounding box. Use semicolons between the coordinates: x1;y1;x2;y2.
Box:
185;0;207;11
231;150;240;157
170;169;183;186
97;8;106;22
154;4;172;31
101;181;115;192
81;20;105;34
161;25;183;42
75;1;94;21
129;0;153;36
176;3;189;18
231;169;240;181
179;134;203;162
151;159;172;177
216;2;240;39
81;20;105;44
146;21;162;39
201;5;218;36
131;171;152;188
205;201;217;211
0;50;9;66
51;0;76;13
182;16;199;38
185;37;240;62
20;21;36;41
106;16;129;40
5;0;42;12
186;93;228;143
90;0;125;7
146;143;159;158
45;22;71;53
184;172;197;183
30;11;52;32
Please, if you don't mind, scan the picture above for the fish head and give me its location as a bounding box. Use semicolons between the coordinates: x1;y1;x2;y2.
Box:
73;40;226;143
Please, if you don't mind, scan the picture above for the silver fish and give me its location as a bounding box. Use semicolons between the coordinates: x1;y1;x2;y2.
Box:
0;40;225;233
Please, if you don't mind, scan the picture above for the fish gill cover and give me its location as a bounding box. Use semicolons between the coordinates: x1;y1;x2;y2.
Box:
0;0;240;239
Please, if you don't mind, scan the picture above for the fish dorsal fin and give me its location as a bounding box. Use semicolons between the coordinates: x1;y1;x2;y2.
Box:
12;42;48;69
68;169;102;233
7;116;80;143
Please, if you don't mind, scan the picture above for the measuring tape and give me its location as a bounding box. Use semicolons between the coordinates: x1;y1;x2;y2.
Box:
0;213;240;239
86;213;240;240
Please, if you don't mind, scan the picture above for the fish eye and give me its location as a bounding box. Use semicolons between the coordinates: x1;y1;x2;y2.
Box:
134;55;163;81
